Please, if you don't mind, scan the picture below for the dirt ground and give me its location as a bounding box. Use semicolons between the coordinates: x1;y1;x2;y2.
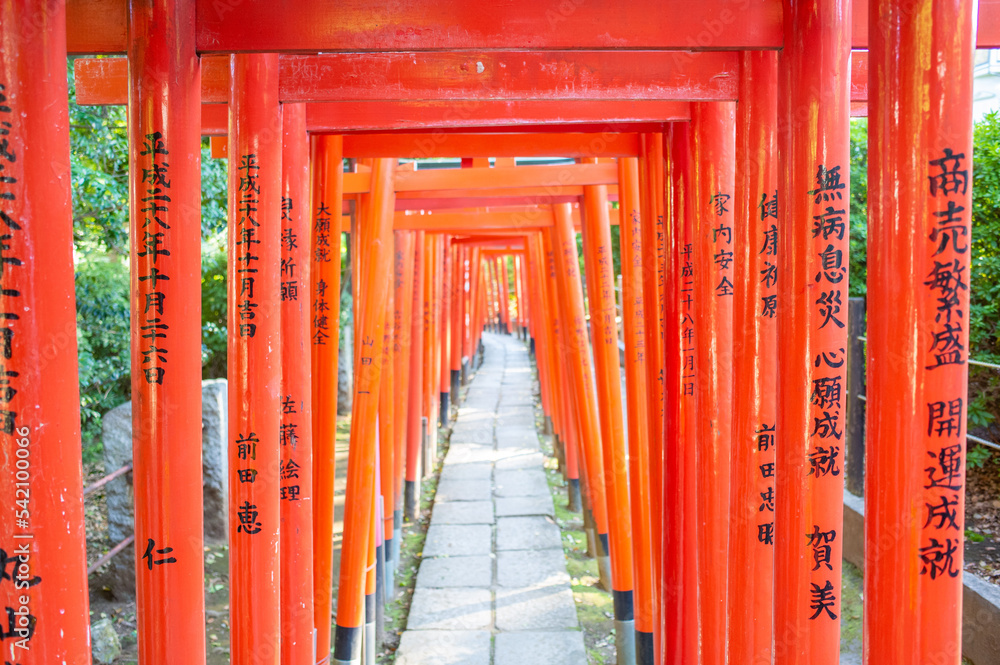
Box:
84;417;352;664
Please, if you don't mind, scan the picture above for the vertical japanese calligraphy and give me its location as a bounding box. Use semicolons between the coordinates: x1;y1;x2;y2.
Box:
227;52;281;665
691;100;736;665
774;4;851;661
137;131;171;385
918;146;970;583
802;161;848;623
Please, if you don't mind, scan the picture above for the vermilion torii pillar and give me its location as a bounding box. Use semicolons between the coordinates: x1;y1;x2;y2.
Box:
0;2;91;661
581;172;636;665
729;51;779;665
691;101;736;665
618;156;655;665
775;0;851;662
439;235;452;424
639;134;666;633
866;1;974;662
393;230;415;550
279;102;314;665
334;158;396;665
551;203;612;589
228;53;282;665
663;121;700;665
127;0;207;661
311;134;344;662
378;262;396;595
404;230;425;518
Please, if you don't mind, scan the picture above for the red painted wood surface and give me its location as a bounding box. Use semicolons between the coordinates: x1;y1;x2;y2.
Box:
662;121;700;665
691;101;736;665
344;133;641;159
279;102;314;665
581;169;635;614
227;52;282;665
333;158;396;660
866;0;974;662
75;52;739;103
728;50;778;665
310;134;344;662
63;0;1000;54
618;157;655;650
774;0;852;662
0;2;92;662
126;0;208;661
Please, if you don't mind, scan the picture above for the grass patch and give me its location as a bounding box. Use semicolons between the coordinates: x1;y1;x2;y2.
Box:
534;367;615;665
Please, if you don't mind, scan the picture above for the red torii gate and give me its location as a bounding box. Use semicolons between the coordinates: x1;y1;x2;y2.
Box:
0;1;983;665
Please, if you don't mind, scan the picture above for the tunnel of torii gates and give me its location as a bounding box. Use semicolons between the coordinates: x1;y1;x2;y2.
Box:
0;0;994;664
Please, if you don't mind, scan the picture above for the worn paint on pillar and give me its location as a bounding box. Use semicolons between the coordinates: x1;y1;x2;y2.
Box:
124;0;209;662
866;1;974;663
662;122;700;665
0;2;92;661
228;53;282;665
729;50;779;665
311;134;344;663
333;159;396;664
618;157;655;658
775;0;851;662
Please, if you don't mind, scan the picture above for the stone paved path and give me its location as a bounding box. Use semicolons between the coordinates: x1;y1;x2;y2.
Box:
396;333;587;665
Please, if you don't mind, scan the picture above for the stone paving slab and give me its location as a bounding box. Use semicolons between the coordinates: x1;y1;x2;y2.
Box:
436;479;494;503
496;516;563;551
494;469;550;497
449;426;495;446
497;549;571;587
396;630;493;665
407;588;493;630
423;524;493;557
417;555;493;588
494;451;546;471
495;494;555;517
440;462;493;482
446;444;495;465
496;433;540;450
494;631;587;665
432;500;495;524
495;584;579;631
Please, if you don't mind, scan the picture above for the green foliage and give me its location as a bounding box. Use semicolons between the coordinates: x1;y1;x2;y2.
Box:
848;120;869;298
971;112;1000;362
68;58;231;453
849;112;1000;363
68;60;129;257
201;242;228;379
75;259;131;461
968;393;996;429
966;528;988;543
